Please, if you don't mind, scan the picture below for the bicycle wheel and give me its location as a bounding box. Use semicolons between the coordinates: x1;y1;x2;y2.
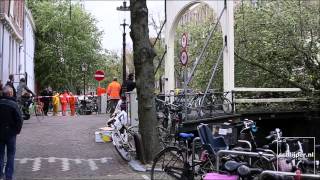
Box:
112;130;135;161
34;106;44;122
126;130;137;160
221;97;232;113
252;157;275;171
157;126;176;149
151;146;190;180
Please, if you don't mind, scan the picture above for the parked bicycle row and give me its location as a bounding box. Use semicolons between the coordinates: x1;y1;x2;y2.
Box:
156;90;233;117
151;116;320;179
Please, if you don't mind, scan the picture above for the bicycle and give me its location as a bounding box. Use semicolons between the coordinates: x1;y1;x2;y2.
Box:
151;124;226;180
151;133;204;180
199;91;233;115
32;97;45;121
108;110;138;161
155;98;184;149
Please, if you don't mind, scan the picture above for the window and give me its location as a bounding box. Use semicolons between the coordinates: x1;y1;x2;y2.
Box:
8;36;12;73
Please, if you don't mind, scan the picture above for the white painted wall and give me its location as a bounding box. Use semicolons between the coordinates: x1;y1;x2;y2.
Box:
0;24;3;81
23;10;36;92
1;27;13;85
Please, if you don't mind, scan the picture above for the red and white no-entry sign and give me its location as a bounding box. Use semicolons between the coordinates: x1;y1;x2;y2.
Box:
180;50;188;66
94;70;105;81
181;33;188;49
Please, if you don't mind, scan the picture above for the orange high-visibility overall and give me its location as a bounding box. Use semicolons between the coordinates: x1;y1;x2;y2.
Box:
69;95;76;116
60;93;69;116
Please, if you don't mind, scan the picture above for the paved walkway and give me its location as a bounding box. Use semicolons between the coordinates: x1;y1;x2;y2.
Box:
13;114;150;180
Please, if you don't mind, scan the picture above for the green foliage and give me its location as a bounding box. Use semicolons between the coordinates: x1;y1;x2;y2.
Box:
29;1;121;92
234;0;320;90
175;18;223;91
173;1;320;92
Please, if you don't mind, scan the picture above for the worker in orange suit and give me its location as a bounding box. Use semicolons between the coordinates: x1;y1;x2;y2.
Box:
107;77;121;114
60;90;69;116
97;86;106;96
69;92;76;116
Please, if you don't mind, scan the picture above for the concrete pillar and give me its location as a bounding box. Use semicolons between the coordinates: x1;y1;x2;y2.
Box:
222;0;235;100
164;35;175;95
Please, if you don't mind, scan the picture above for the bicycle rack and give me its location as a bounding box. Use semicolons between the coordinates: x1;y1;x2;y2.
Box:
192;137;201;174
260;170;320;180
237;140;252;151
236;140;252;165
215;150;275;171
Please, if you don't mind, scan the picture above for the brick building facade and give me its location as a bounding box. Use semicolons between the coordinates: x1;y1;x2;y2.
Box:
0;0;36;92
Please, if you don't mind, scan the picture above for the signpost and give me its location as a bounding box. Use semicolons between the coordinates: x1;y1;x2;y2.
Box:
95;70;105;114
180;33;188;121
181;33;188;49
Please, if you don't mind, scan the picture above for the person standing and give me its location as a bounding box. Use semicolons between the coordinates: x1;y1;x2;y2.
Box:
68;92;76;116
60;90;69;116
52;91;60;116
0;86;23;180
0;80;3;96
107;77;121;114
40;87;50;116
126;73;136;92
5;74;16;98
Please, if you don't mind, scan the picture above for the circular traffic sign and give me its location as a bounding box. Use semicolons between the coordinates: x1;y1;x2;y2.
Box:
94;70;105;81
180;50;188;66
181;33;188;48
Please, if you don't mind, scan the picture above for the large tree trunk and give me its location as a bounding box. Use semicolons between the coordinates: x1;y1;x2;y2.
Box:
130;0;159;162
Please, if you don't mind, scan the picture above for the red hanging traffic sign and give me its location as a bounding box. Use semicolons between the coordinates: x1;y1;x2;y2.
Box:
181;33;188;49
180;50;188;66
94;70;105;81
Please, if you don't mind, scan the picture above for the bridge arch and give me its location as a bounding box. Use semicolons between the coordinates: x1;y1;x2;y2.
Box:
164;0;235;98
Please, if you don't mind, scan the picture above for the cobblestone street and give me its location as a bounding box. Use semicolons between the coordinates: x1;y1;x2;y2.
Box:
14;114;149;180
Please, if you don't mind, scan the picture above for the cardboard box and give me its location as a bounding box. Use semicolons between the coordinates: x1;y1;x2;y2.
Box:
95;131;104;143
95;127;113;143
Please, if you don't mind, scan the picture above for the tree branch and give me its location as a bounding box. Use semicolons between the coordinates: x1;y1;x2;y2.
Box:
235;52;312;92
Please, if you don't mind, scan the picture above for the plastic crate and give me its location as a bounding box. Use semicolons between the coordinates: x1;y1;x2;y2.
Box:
203;173;238;180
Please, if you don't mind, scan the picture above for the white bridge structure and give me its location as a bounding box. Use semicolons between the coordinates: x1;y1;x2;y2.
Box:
163;0;302;108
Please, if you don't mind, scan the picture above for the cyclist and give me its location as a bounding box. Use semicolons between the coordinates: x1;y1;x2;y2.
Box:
16;78;35;109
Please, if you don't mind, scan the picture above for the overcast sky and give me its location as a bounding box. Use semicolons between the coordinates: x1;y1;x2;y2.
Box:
83;1;164;54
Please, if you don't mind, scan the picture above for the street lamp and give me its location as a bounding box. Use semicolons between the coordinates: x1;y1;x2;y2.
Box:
81;62;88;100
117;0;130;93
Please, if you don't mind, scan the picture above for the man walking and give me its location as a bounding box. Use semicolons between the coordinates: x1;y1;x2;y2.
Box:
107;77;121;114
0;86;23;180
40;87;51;116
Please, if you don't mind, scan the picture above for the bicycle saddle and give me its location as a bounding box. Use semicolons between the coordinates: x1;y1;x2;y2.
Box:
179;133;194;140
224;160;246;172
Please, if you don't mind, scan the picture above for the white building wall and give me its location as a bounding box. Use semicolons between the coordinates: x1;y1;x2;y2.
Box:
22;8;36;93
1;28;12;85
0;24;3;81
